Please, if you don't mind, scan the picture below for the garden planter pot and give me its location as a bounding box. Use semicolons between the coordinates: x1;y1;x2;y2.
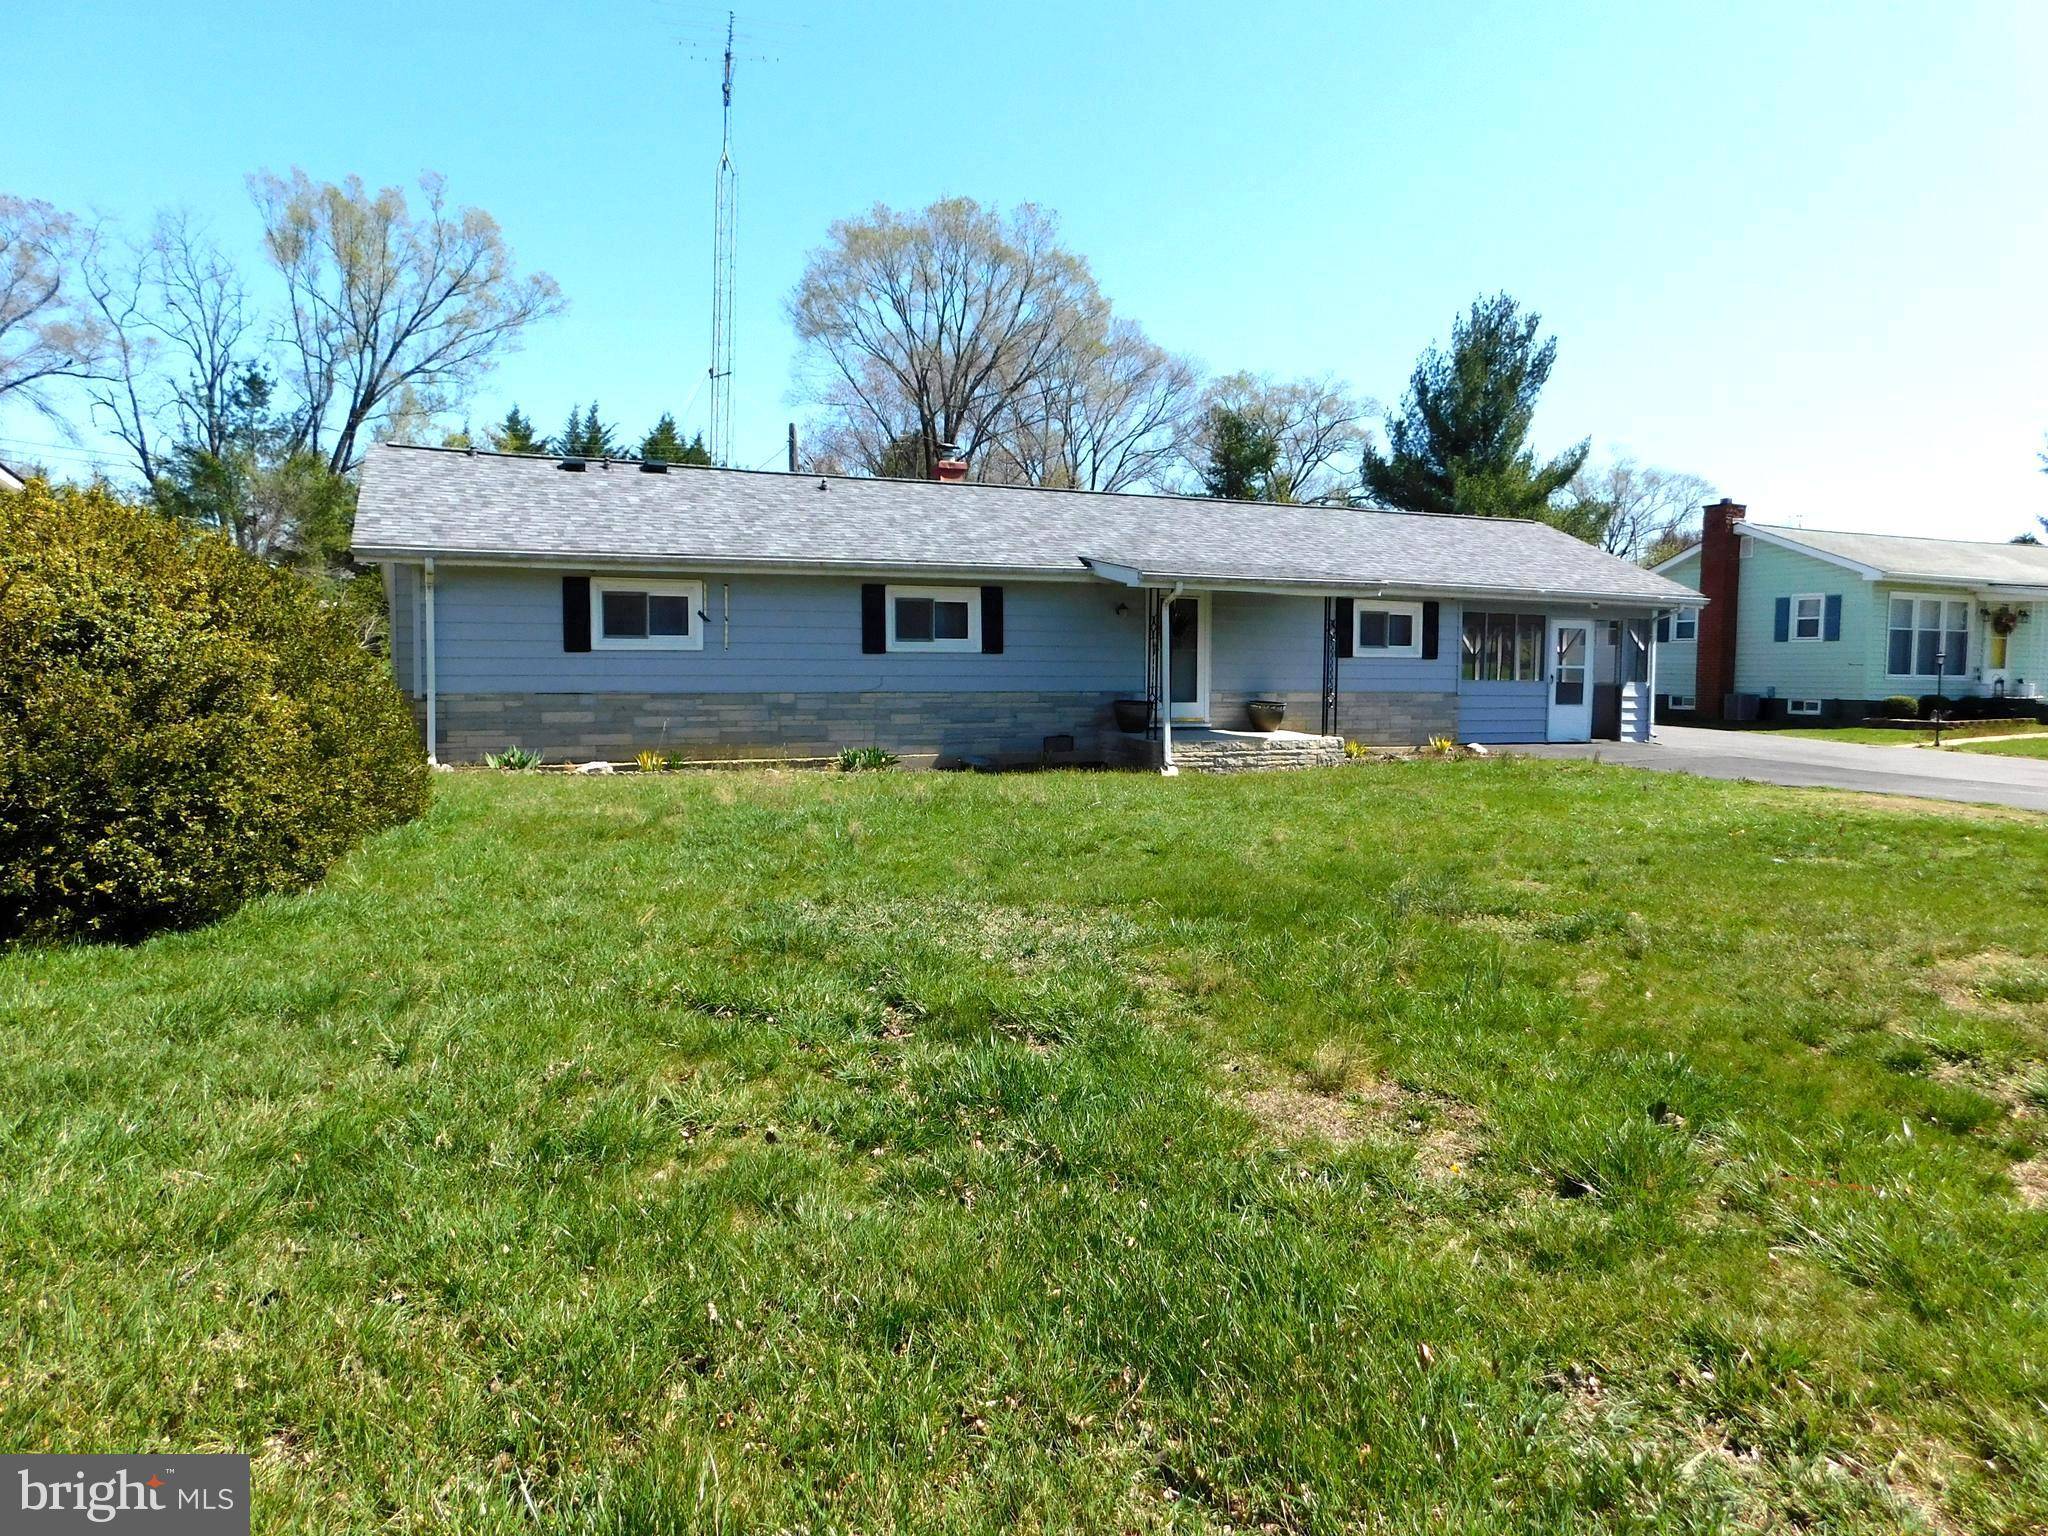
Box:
1112;698;1152;733
1246;699;1286;732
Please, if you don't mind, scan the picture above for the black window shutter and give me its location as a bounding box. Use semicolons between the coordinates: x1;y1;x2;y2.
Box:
861;583;886;654
1656;613;1670;643
563;576;591;652
1773;596;1791;642
1823;594;1843;641
1421;600;1440;661
980;585;1004;654
1334;597;1355;658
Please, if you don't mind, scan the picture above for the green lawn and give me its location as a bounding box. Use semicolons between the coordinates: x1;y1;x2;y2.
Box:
4;763;2046;1534
1760;721;2043;746
1951;735;2048;759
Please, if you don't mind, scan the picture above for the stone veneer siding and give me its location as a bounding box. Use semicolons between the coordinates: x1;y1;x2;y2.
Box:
424;690;1124;765
1207;690;1460;744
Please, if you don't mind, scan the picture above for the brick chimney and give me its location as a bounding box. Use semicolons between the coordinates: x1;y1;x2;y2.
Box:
931;441;968;483
1694;498;1746;720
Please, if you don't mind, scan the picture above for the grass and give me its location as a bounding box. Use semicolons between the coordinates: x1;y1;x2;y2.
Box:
1951;735;2048;759
1759;720;2044;746
4;760;2047;1533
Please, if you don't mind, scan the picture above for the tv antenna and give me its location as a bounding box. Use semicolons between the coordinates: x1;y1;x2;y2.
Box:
708;10;736;467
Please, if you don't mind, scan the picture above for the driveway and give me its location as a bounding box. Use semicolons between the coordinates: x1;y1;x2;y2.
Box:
1516;725;2048;812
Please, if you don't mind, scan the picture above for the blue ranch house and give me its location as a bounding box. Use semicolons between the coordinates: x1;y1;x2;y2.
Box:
352;444;1699;770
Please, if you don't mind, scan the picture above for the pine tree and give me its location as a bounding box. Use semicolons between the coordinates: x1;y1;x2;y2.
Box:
638;413;711;465
488;405;549;455
1362;293;1589;523
1199;405;1279;501
556;403;619;459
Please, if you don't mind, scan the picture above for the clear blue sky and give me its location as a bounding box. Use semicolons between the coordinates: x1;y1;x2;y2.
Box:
7;0;2043;538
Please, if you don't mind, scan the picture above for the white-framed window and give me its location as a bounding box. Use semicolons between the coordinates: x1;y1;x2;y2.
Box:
593;578;704;650
1886;593;1968;677
1672;609;1698;642
1356;601;1423;657
1667;693;1697;711
1788;698;1822;716
886;584;980;653
1791;593;1825;642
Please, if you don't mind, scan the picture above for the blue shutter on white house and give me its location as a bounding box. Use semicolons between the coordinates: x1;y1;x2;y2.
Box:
1823;594;1842;641
1773;597;1791;642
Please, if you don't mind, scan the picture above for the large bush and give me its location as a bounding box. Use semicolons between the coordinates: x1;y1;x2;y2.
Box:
0;479;429;943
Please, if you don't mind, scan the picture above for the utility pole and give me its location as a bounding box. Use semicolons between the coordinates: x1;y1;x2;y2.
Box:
708;11;737;467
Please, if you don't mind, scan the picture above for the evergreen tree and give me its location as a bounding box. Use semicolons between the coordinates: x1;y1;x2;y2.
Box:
488;405;548;454
638;414;712;465
1362;293;1589;523
1199;405;1280;501
555;402;619;458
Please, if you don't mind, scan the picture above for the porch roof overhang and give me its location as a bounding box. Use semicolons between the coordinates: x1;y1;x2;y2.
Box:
1078;555;1693;611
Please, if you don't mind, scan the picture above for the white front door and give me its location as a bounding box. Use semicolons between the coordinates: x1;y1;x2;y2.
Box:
1547;619;1593;741
1167;593;1210;723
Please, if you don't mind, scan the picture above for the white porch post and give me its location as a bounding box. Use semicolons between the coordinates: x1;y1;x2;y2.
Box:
1158;583;1182;776
423;557;439;765
1647;608;1659;742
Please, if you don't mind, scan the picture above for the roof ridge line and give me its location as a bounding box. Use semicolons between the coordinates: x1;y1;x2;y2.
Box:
367;440;1562;527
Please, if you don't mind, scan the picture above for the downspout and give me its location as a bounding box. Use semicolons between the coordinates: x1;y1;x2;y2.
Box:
1158;583;1182;777
423;557;438;766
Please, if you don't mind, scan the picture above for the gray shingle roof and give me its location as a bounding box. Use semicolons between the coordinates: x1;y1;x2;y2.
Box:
1750;523;2048;587
354;444;1697;606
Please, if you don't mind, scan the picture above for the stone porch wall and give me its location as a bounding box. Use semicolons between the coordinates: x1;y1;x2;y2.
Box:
1208;690;1459;744
423;690;1124;765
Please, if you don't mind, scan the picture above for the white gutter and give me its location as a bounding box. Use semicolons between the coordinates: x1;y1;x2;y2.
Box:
1158;583;1182;777
423;557;438;766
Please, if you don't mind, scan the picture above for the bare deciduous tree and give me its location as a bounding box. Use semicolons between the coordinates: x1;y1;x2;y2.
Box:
0;196;107;426
82;213;257;482
249;168;565;474
984;319;1200;492
1179;372;1370;503
789;198;1105;479
1566;455;1715;563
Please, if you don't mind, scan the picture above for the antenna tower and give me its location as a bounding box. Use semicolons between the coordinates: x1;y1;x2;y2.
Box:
709;11;736;466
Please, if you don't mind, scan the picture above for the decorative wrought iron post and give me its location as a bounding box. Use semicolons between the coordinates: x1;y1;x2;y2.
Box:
1146;589;1164;739
1321;597;1339;736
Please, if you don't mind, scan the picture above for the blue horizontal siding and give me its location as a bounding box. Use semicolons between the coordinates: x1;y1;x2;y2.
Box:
1457;681;1547;743
1210;592;1462;695
426;567;1147;695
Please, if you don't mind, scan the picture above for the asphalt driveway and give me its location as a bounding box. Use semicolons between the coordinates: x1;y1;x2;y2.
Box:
1516;725;2048;812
